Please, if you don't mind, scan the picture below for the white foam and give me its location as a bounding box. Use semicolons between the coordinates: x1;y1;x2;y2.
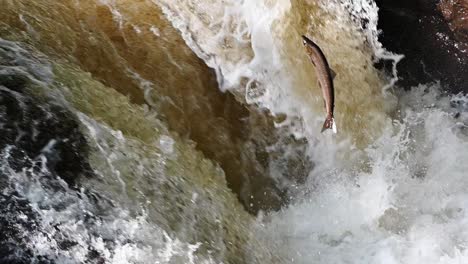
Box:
0;117;217;264
98;0;124;29
158;134;175;155
332;118;337;134
19;14;40;40
333;0;405;93
150;26;161;37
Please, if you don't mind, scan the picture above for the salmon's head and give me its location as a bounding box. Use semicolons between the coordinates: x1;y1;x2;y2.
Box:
301;35;317;57
301;35;314;48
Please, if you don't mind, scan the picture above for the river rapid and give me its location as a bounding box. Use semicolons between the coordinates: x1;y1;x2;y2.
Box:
0;0;467;263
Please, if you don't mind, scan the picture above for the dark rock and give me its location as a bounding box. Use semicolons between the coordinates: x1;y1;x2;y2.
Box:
0;69;29;92
439;0;468;43
0;85;93;185
376;0;468;93
0;45;96;261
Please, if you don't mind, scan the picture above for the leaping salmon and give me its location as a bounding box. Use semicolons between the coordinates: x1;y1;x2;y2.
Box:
301;35;337;133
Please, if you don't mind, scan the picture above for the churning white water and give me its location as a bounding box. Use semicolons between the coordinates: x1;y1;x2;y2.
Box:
258;85;468;263
157;0;468;263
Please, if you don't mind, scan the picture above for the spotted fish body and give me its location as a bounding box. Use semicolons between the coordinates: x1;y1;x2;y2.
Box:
301;35;337;133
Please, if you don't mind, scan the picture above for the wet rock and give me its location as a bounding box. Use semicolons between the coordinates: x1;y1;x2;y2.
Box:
0;82;112;263
439;0;468;43
0;68;29;92
376;0;468;93
0;85;92;185
0;45;95;261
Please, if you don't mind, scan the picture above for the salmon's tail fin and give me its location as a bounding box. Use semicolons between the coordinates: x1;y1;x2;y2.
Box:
321;117;337;134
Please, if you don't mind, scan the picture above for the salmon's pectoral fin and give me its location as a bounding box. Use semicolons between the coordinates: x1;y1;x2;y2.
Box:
321;117;337;134
330;68;337;80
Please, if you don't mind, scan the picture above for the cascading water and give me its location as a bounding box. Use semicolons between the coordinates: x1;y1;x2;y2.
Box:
0;0;467;263
0;38;281;263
